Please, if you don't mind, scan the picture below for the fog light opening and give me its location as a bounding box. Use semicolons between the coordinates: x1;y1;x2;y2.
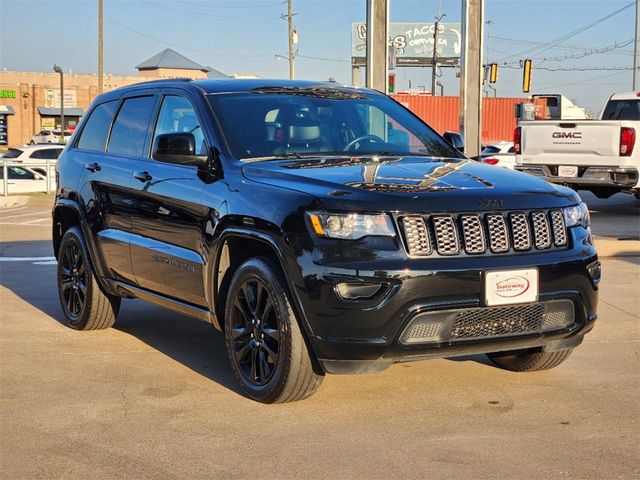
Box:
587;260;602;286
336;282;382;300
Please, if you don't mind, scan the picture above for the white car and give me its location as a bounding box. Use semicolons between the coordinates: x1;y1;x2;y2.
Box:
0;165;53;195
2;145;62;176
28;130;72;144
480;141;516;169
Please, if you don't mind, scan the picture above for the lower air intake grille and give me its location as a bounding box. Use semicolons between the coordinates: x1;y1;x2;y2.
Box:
399;300;575;345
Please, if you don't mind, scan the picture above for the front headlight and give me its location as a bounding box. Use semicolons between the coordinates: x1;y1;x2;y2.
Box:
307;212;396;240
563;202;590;228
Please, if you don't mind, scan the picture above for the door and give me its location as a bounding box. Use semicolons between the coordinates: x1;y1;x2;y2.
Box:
68;95;156;284
128;93;208;306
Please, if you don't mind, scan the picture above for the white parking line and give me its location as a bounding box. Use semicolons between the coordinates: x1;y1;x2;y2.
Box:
0;222;52;227
23;217;51;224
0;210;51;220
0;256;56;262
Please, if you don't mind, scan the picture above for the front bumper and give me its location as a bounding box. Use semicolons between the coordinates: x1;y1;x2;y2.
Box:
516;164;639;190
292;227;599;374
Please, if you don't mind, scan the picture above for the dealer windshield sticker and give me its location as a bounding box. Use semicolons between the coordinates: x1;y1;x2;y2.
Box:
485;268;538;306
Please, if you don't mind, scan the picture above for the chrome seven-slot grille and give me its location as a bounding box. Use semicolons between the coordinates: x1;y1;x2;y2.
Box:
399;209;567;257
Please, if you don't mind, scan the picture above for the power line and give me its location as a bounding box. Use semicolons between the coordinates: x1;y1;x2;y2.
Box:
538;70;629;90
141;0;276;21
497;39;634;66
105;18;276;58
176;0;283;8
498;2;635;62
501;65;634;72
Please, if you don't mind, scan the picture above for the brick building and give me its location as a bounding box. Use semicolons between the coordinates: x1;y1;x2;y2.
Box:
0;49;227;147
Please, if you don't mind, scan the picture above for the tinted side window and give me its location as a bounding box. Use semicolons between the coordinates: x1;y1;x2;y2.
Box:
602;100;640;120
5;167;36;180
77;100;118;152
30;148;62;159
108;96;155;157
153;95;206;157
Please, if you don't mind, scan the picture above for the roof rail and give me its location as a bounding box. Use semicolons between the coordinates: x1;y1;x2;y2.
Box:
130;77;194;86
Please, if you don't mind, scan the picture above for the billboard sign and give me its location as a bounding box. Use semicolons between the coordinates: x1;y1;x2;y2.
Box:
352;22;462;67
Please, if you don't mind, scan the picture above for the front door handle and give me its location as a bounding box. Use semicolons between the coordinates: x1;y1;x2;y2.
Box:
133;171;152;182
84;162;101;172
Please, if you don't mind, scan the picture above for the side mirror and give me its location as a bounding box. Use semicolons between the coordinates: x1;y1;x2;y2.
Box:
443;131;465;153
153;132;205;166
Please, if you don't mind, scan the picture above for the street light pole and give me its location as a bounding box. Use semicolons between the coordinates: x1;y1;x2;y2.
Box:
98;0;104;94
53;65;64;143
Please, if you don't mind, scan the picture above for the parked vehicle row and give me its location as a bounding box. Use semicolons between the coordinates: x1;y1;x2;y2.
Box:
516;91;640;198
52;78;599;403
29;130;72;145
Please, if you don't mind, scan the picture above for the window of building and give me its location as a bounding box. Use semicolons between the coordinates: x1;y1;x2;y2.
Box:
76;100;119;152
108;96;156;157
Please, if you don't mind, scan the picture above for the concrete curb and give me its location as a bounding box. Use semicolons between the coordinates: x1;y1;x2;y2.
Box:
594;237;640;258
0;196;29;209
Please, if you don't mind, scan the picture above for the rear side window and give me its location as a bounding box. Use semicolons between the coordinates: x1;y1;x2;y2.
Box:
30;148;62;159
108;96;155;157
77;100;118;152
2;148;23;159
602;100;640;120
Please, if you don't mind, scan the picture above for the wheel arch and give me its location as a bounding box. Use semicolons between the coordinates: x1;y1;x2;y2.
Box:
212;229;319;360
52;199;115;296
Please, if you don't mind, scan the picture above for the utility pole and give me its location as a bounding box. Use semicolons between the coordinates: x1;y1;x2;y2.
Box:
365;0;389;93
98;0;103;94
634;0;639;90
53;65;64;143
431;15;445;96
287;0;295;80
459;0;484;158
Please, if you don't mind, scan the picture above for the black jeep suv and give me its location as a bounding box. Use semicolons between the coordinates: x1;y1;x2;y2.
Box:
53;79;600;403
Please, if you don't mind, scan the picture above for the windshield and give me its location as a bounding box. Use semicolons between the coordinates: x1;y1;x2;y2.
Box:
207;88;463;160
602;99;640;120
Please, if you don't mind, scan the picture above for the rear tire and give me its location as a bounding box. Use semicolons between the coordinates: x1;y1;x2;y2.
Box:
57;226;120;330
487;348;573;372
224;256;323;403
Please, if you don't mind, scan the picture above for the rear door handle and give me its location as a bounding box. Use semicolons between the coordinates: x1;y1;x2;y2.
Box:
84;162;101;172
133;171;152;182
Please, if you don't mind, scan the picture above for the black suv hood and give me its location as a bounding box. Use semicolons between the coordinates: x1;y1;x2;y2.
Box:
241;155;580;212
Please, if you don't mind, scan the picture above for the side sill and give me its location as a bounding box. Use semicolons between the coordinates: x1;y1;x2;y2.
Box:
109;280;216;325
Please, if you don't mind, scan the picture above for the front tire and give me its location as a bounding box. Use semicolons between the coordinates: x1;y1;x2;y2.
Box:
57;226;120;330
224;256;323;403
487;348;573;372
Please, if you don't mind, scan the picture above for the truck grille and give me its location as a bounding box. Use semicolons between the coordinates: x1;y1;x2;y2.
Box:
398;210;567;257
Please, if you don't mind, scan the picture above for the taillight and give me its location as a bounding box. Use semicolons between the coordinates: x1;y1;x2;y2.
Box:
482;157;499;165
514;127;522;154
620;127;635;156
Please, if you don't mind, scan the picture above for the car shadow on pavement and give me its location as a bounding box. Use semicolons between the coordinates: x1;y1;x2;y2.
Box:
0;239;242;395
115;300;242;394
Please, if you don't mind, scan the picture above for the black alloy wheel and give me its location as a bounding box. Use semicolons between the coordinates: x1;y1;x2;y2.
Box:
57;226;120;330
224;257;323;403
230;277;281;386
59;241;88;319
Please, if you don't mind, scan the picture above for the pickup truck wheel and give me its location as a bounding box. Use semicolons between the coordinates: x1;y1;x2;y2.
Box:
224;256;323;403
487;348;573;372
57;226;120;330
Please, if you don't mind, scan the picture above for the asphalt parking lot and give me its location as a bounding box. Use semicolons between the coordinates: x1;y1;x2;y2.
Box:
1;192;638;480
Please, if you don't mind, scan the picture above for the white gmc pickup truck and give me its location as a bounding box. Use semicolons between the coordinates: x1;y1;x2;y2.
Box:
515;91;639;198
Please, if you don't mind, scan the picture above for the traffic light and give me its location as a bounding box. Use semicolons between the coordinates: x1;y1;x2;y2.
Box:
523;59;532;93
489;63;498;84
388;73;396;94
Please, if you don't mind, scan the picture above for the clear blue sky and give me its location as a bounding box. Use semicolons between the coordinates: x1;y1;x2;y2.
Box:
0;0;635;115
